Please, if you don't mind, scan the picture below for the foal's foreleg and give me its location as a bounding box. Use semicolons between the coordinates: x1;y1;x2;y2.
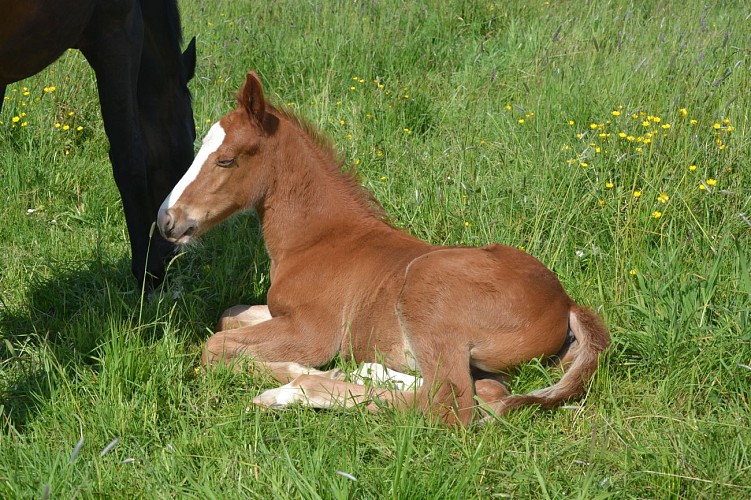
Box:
204;308;340;378
253;374;418;412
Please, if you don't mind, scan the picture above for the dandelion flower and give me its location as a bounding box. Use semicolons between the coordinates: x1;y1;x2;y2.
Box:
651;211;662;219
464;221;471;227
706;178;717;186
568;120;575;126
518;118;525;124
629;269;637;276
62;125;70;130
679;108;688;117
657;193;669;203
690;119;698;125
633;190;642;198
611;110;621;117
688;164;697;171
605;182;614;189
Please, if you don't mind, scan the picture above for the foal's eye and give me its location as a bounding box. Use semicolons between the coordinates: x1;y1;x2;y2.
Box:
216;157;237;168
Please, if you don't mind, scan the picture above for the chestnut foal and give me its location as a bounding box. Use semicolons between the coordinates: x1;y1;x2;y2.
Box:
157;72;610;425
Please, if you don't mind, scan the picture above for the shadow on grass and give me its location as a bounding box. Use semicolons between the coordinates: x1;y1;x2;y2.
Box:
0;258;133;431
0;214;269;432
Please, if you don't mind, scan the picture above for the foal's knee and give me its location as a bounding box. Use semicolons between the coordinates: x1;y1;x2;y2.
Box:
217;304;271;331
203;334;233;366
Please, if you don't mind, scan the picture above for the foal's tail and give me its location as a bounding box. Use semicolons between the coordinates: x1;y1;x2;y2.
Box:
498;305;610;414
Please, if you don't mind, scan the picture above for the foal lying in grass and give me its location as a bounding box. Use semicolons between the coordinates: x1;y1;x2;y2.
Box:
157;71;610;426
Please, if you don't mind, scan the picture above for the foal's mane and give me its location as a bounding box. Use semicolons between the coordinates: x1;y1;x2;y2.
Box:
270;102;391;224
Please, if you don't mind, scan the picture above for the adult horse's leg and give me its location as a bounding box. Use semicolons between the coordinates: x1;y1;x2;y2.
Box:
0;85;5;115
78;2;161;286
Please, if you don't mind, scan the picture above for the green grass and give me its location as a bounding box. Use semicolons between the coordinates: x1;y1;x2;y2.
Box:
1;0;750;497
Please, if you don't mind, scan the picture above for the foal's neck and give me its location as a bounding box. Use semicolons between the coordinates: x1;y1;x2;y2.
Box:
258;113;386;256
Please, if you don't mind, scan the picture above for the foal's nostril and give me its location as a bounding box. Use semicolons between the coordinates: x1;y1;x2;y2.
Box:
158;209;175;238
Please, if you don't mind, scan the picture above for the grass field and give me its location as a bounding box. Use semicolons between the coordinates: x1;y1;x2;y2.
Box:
1;0;750;497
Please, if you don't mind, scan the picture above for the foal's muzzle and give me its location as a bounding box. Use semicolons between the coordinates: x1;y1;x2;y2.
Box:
157;208;197;245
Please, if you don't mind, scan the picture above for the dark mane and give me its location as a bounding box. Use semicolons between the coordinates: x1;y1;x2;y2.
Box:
270;102;392;224
139;0;189;81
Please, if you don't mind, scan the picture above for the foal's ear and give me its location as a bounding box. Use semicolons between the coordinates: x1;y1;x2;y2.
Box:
240;71;266;125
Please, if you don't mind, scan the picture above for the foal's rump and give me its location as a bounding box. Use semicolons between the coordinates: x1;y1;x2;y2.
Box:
397;243;572;373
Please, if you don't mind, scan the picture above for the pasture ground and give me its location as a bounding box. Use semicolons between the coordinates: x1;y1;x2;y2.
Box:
1;0;749;497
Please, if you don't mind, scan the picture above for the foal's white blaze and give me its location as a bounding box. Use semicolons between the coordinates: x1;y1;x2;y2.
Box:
158;122;226;213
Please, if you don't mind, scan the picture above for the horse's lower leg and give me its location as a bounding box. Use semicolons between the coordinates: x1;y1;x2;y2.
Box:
80;5;163;286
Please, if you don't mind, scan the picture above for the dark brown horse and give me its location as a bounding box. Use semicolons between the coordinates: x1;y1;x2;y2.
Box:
158;72;610;426
0;0;196;287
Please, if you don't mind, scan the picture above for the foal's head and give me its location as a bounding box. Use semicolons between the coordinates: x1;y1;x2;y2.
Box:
157;72;278;244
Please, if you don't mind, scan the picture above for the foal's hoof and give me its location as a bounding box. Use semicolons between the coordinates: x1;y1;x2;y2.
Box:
252;383;307;408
